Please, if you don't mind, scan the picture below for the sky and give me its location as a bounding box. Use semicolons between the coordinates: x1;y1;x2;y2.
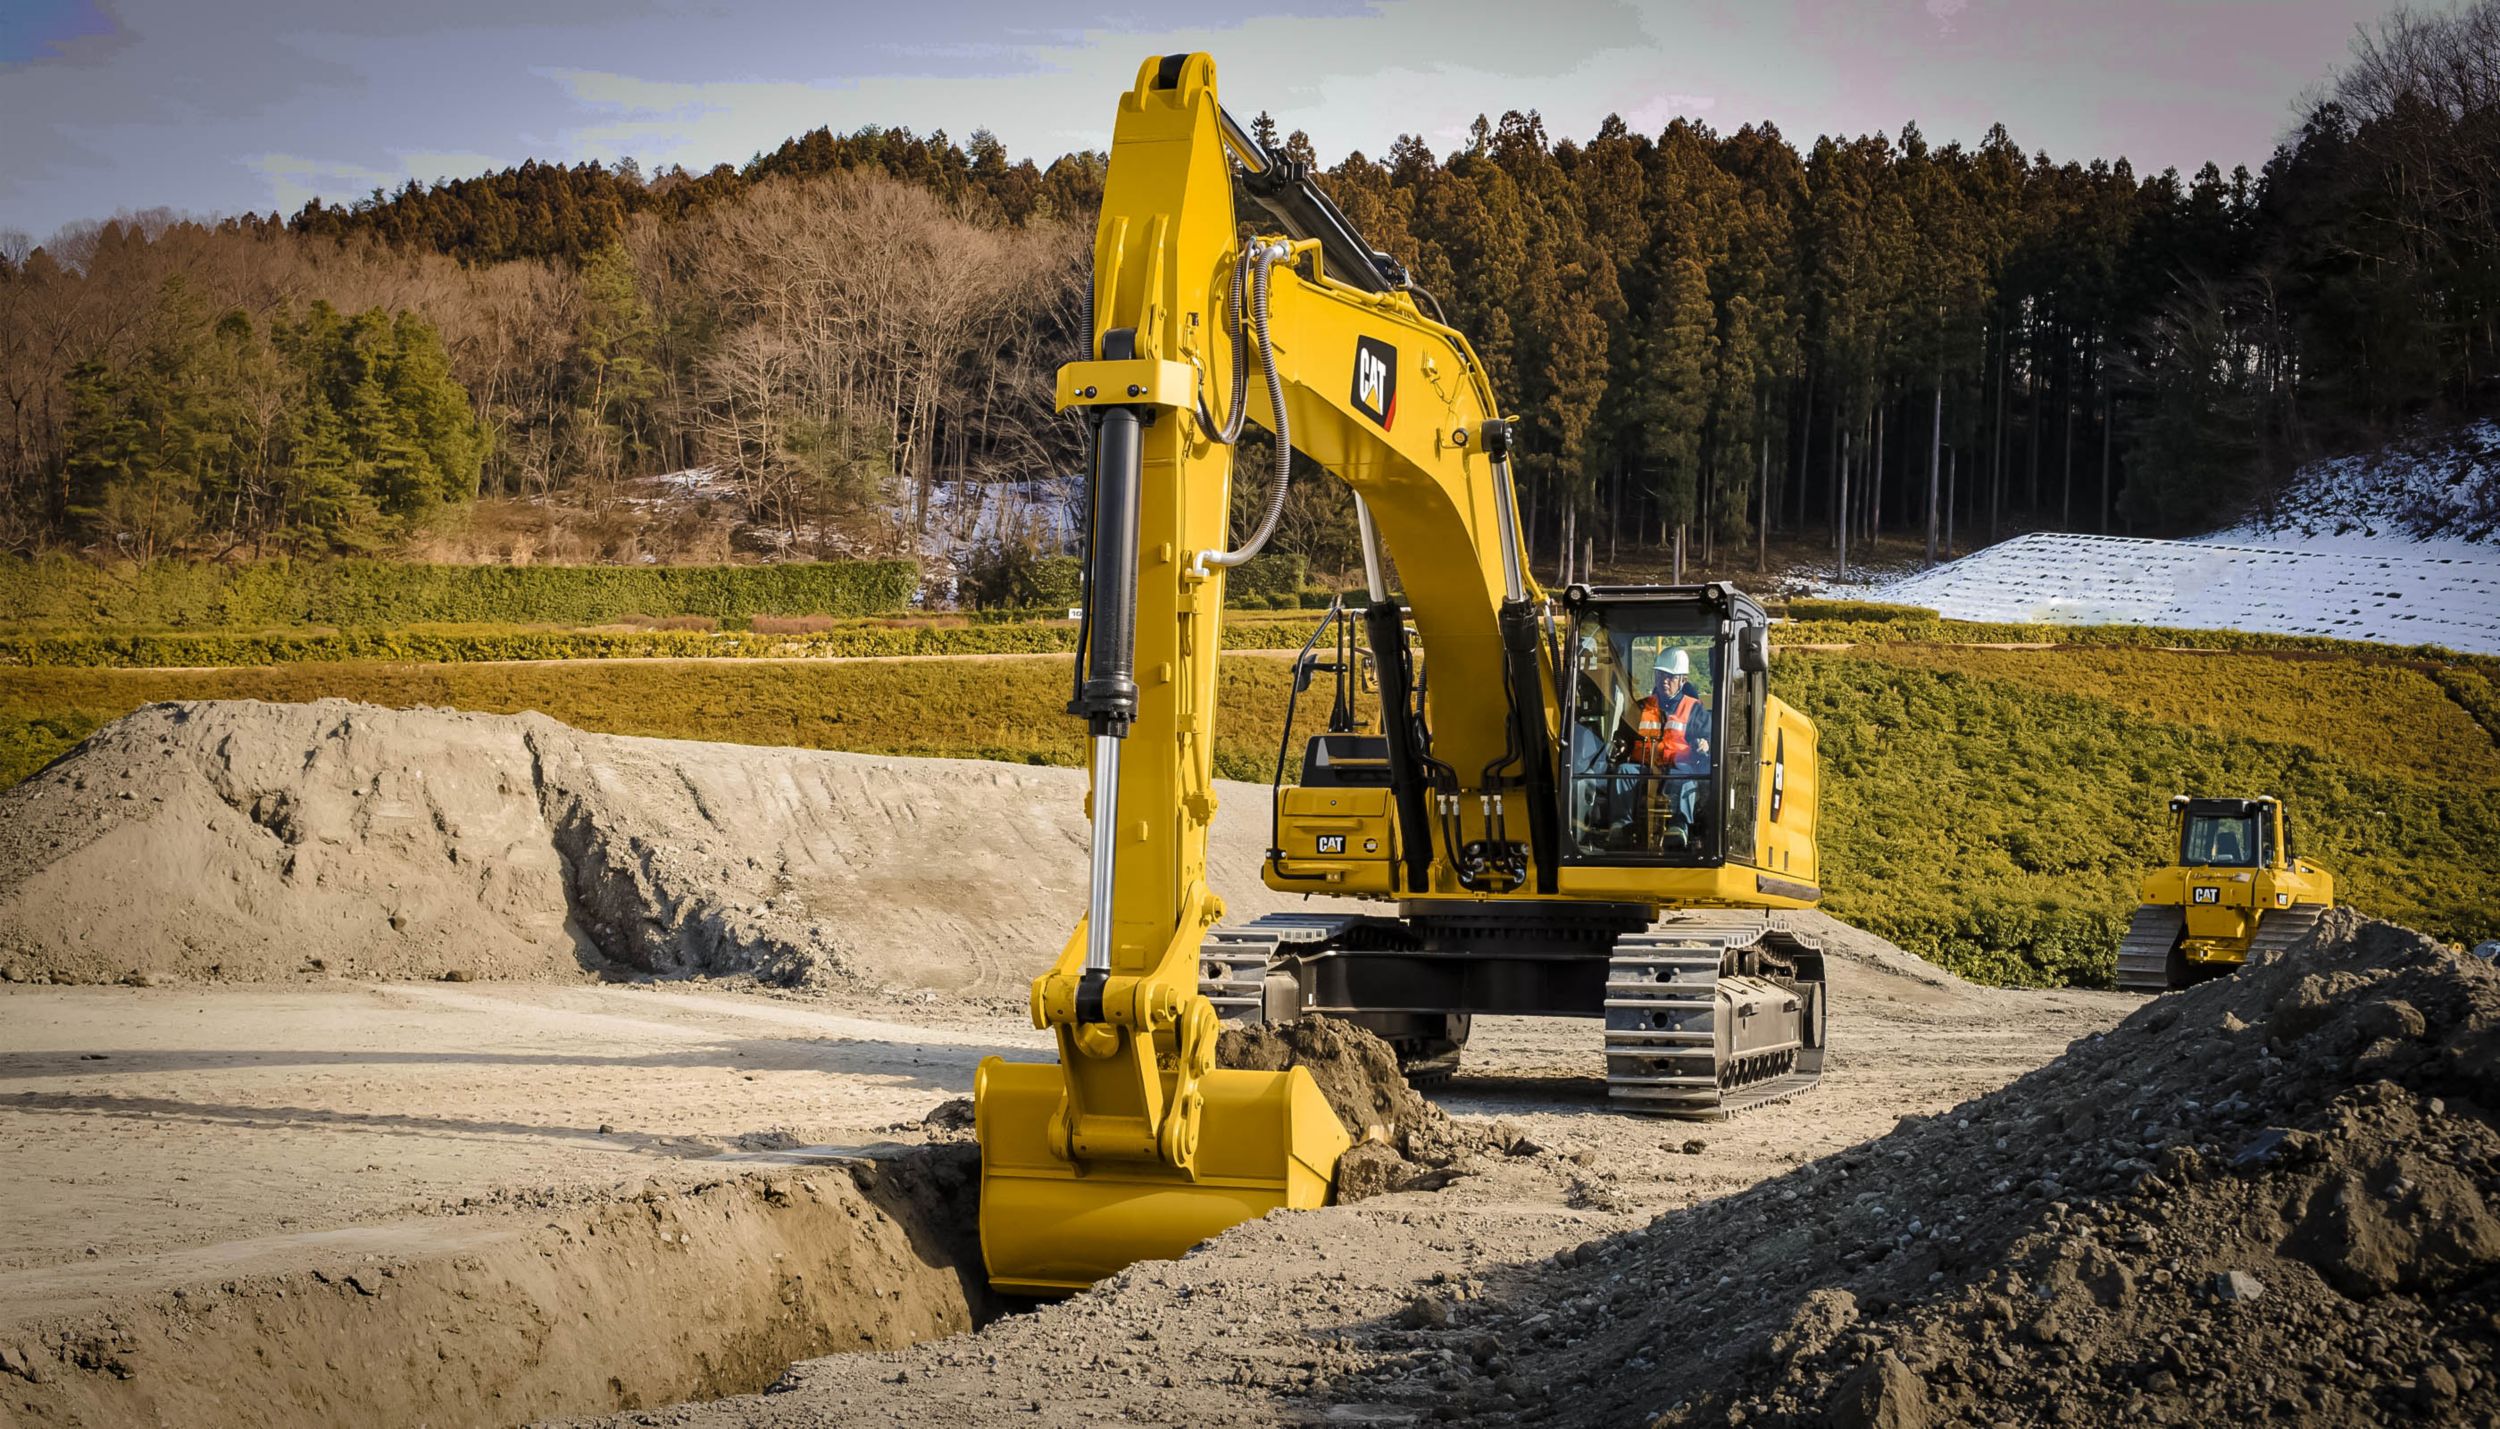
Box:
0;0;2445;245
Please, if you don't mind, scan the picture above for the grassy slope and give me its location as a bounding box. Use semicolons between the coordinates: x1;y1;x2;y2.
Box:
4;643;2490;985
1784;648;2498;984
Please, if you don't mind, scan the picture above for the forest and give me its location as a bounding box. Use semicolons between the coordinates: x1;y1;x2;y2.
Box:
1;2;2493;580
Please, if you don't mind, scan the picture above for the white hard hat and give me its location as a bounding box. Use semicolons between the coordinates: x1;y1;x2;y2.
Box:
1664;648;1691;676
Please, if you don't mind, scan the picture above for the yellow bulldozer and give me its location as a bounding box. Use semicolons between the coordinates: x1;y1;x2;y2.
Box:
2115;794;2335;992
972;51;1833;1295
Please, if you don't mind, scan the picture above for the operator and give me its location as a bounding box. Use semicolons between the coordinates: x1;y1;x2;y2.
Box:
2211;822;2248;866
1631;650;1711;831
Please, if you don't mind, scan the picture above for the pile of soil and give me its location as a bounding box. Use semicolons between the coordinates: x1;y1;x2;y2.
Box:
0;700;1334;990
1218;1017;1487;1198
1344;910;2500;1426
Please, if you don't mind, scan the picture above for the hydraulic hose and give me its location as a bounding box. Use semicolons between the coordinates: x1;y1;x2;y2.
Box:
1198;250;1251;447
1194;240;1292;576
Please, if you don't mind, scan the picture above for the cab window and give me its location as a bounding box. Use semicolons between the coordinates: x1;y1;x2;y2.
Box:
2183;812;2268;868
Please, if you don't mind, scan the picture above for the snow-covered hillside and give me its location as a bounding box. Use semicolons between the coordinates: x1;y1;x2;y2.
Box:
2204;419;2499;558
1872;532;2500;655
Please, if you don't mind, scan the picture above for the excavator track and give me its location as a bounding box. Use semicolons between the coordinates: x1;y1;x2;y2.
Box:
2115;906;2186;992
1199;913;1368;1021
2247;902;2331;961
1203;910;1826;1119
1603;913;1826;1119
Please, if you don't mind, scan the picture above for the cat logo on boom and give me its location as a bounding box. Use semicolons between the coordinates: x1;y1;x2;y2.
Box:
1352;337;1396;429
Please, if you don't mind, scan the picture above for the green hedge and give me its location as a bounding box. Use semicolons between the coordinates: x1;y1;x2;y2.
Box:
0;556;920;631
0;617;1340;668
1775;610;2489;662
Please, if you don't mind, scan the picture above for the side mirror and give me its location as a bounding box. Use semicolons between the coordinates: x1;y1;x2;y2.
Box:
1293;650;1320;693
1736;625;1771;675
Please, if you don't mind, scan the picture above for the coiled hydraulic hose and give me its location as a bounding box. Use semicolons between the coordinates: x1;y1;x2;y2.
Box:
1198;250;1251;447
1194;239;1292;576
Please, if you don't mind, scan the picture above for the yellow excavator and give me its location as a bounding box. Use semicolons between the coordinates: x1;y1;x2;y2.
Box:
2116;794;2335;992
974;52;1831;1295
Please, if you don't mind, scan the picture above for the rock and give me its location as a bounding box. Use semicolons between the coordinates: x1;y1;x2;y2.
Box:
921;1097;975;1132
1829;1350;1931;1429
2288;1157;2500;1297
2212;1270;2266;1302
2417;1364;2459;1406
1334;1142;1406;1202
1401;1293;1452;1330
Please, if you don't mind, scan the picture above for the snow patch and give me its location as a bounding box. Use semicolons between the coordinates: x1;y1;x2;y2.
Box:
1873;532;2500;654
2205;420;2500;557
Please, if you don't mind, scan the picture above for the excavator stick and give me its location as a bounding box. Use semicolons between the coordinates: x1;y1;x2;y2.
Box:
972;51;1351;1295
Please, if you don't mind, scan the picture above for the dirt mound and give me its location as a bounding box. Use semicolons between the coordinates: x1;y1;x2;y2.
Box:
0;1147;993;1429
0;700;1343;990
1343;910;2500;1425
1218;1017;1484;1197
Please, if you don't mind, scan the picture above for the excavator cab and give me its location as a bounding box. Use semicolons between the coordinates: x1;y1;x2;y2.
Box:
1559;589;1762;862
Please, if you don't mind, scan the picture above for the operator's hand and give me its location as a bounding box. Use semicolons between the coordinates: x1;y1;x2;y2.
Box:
1696;737;1710;756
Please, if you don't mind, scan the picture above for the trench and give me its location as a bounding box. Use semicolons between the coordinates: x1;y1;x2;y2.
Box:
0;1145;1003;1429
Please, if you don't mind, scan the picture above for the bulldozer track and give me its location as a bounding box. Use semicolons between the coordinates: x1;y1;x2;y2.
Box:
2115;906;2185;993
2248;902;2331;960
1200;910;1826;1119
2116;901;2329;994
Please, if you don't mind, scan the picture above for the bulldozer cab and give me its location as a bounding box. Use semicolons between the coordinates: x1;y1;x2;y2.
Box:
2174;796;2280;869
1560;584;1770;867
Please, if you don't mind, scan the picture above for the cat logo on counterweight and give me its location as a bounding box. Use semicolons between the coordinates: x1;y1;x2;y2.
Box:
1352;337;1396;429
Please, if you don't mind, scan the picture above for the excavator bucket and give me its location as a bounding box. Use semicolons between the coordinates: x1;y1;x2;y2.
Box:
975;1057;1349;1296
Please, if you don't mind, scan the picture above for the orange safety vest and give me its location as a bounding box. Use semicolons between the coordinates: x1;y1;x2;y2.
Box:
1632;692;1697;766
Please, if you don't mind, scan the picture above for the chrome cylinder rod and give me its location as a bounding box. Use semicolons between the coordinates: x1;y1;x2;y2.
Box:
1492;456;1527;602
1354;493;1389;603
1085;734;1122;973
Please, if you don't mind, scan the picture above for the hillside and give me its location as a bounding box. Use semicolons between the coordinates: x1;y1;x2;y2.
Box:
5;635;2492;988
2208;418;2500;554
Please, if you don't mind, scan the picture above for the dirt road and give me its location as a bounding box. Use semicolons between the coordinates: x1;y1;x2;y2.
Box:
0;951;2127;1426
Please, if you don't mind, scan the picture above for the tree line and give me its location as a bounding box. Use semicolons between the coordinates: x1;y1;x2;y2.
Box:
2;3;2492;573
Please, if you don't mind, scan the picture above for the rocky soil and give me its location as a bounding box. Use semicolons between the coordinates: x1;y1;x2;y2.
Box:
1337;910;2500;1427
1218;1016;1490;1198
